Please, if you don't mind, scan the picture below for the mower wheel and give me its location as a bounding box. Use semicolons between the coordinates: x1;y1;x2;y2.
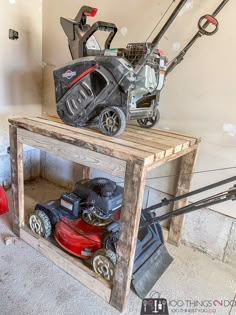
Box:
99;106;126;136
29;210;52;238
92;249;116;281
137;110;160;129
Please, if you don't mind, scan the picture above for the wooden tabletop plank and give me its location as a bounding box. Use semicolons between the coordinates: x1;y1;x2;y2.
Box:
9;118;155;164
123;130;184;153
128;122;199;143
123;128;188;152
127;125;192;146
120;133;174;156
42;115;199;146
42;115;198;143
9;115;200;165
39;116;174;157
40;116;189;155
28;117;165;161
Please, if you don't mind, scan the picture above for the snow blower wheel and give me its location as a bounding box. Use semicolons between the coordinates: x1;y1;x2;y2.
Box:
99;106;126;136
92;249;116;281
137;110;160;129
29;210;52;238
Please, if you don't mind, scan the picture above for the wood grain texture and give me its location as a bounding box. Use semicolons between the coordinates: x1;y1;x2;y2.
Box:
81;166;92;179
147;144;199;171
9;116;200;166
168;148;199;245
110;161;146;312
17;129;126;178
30;117;165;162
126;127;190;152
9;126;24;235
20;226;111;302
9;118;155;164
39;116;193;154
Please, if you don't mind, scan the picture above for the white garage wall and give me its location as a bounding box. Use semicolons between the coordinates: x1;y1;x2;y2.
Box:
0;0;42;184
41;0;236;218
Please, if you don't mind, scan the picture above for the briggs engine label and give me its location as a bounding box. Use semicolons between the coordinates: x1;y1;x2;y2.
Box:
62;70;77;80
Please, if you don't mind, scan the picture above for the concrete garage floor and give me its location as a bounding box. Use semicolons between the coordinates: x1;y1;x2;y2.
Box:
0;179;236;315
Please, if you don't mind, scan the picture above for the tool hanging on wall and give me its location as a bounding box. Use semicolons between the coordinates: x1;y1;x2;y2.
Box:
53;0;230;136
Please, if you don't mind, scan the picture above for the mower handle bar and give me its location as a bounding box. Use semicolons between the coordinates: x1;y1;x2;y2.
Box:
139;185;236;230
144;176;236;212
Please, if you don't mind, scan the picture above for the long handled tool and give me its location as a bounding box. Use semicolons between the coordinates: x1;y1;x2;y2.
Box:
125;176;236;298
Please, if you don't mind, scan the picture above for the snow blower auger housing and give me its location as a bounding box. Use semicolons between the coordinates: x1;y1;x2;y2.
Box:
53;1;229;136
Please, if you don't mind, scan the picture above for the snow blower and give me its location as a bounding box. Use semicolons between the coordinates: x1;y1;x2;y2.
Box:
29;176;236;298
54;0;230;136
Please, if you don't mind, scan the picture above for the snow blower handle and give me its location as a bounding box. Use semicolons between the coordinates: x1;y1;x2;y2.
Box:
75;6;98;30
81;21;118;51
198;15;219;36
166;0;230;76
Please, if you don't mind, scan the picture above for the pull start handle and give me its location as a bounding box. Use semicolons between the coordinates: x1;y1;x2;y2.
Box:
198;14;219;36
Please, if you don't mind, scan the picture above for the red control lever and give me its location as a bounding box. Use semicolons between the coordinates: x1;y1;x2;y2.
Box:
84;9;98;17
205;15;218;25
198;14;219;36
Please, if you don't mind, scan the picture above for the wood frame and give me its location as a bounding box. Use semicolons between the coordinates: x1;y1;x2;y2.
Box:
9;117;200;312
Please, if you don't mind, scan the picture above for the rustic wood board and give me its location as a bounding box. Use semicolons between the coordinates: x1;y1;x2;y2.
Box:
20;226;112;302
9;126;24;235
9;116;199;167
17;129;126;178
9;118;155;165
168;148;199;245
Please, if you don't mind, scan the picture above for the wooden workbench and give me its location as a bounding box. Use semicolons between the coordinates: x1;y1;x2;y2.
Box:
9;116;200;312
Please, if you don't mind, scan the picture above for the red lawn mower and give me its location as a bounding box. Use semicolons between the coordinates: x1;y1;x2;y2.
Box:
29;176;236;298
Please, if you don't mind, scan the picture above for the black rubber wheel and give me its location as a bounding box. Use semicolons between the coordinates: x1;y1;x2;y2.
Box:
99;106;126;136
92;249;116;281
137;110;160;129
29;210;52;238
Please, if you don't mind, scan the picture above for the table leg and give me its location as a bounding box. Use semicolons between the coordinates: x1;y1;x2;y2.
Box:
9;126;24;236
110;161;146;311
168;148;198;245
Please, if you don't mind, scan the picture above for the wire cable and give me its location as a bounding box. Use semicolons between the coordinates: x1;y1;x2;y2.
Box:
117;166;236;184
145;1;176;43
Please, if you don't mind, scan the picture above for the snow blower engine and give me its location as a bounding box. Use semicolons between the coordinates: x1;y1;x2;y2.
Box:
54;0;229;136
